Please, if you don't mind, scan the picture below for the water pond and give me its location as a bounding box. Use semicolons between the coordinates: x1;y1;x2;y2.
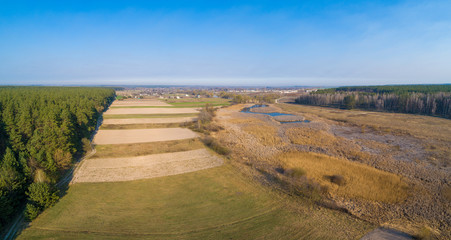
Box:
241;105;310;123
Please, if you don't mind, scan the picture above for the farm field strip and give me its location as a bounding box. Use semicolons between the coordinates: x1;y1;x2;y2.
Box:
104;107;199;115
92;139;205;159
100;123;183;129
102;117;196;125
111;100;171;106
103;113;199;119
93;128;198;145
72;149;224;183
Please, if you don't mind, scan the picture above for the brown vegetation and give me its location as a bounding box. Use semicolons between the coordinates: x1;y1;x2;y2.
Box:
279;151;408;203
212;103;450;238
242;124;283;146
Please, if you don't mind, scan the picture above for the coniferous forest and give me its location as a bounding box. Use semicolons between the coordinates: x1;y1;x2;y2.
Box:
0;87;115;228
295;85;451;118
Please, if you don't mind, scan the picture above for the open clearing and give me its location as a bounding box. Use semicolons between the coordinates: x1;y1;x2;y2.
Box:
72;149;223;183
93;128;198;145
102;117;196;125
104;108;199;115
111;99;171;106
19;166;373;239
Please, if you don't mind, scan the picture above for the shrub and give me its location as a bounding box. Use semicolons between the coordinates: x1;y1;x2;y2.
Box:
416;226;434;240
328;175;345;186
285;167;306;178
25;203;40;221
202;137;230;155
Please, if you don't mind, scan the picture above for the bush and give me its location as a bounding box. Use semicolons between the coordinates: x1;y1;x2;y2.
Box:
202;137;230;156
285;167;306;178
328;175;345;186
25;203;40;221
416;226;434;240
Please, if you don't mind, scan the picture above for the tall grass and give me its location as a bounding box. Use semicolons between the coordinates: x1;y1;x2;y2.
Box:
279;151;409;203
242;124;283;146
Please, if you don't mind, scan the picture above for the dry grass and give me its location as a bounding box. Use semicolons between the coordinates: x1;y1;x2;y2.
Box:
279;151;409;203
242;123;283;146
286;127;375;163
228;117;263;124
286;127;338;147
92;138;205;159
100;122;182;129
278;103;451;167
278;103;451;142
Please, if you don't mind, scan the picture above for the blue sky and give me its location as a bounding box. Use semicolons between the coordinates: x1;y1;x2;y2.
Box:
0;0;450;86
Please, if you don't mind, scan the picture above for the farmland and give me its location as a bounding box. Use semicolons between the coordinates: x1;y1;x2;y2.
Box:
17;97;374;239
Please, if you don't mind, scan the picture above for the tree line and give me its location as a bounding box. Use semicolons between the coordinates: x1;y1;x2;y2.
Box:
295;85;451;118
316;84;451;94
0;87;115;228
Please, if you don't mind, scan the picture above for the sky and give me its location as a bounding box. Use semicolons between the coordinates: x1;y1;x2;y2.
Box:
0;0;450;86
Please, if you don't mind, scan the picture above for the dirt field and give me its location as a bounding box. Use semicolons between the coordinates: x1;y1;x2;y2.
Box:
72;149;223;183
102;117;196;125
104;107;199;115
93;128;198;145
111;99;171;106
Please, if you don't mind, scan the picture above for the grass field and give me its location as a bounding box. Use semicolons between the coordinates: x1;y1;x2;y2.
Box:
279;152;409;203
92;139;205;159
103;113;199;119
18;166;373;240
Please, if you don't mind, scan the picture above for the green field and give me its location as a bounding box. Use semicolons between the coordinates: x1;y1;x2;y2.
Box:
18;165;372;239
103;113;199;119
